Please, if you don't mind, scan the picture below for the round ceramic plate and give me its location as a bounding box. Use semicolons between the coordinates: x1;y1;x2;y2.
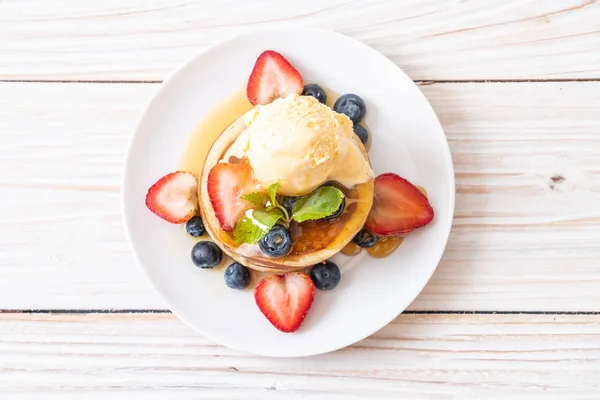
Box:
123;27;454;357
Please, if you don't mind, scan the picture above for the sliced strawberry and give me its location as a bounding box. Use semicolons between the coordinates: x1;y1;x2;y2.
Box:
366;173;434;236
254;272;315;333
145;171;198;224
247;50;303;105
207;162;255;232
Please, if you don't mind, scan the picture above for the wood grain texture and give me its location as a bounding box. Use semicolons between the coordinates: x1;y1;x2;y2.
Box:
1;0;600;81
415;81;600;310
0;82;162;309
0;81;599;310
0;313;598;398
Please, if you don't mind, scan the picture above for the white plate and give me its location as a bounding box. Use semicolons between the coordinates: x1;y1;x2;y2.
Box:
123;27;454;357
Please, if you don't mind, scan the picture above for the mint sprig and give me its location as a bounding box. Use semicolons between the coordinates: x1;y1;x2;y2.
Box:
244;183;291;222
233;183;345;245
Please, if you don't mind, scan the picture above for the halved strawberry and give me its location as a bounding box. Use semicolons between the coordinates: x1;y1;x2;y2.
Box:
207;162;255;232
247;50;303;105
254;272;315;333
145;171;198;224
366;173;434;236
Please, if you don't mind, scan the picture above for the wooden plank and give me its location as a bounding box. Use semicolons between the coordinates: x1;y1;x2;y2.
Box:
1;0;600;81
0;81;599;310
413;80;600;310
0;312;599;398
0;82;164;309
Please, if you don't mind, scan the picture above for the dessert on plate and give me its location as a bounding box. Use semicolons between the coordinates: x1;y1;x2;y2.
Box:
144;50;434;333
200;91;374;273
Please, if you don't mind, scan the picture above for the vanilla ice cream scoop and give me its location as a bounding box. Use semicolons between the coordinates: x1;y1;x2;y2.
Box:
224;94;373;195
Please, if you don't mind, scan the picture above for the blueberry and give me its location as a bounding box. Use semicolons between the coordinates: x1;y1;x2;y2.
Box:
302;83;327;104
259;225;292;257
224;262;251;289
282;196;299;216
333;94;366;124
353;125;369;145
191;241;223;268
324;196;345;221
310;261;341;291
185;216;205;237
353;228;377;248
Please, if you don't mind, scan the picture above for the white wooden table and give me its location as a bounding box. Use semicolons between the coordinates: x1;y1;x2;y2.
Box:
1;1;599;398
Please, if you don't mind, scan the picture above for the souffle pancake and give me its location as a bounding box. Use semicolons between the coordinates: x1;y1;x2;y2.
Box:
199;94;374;272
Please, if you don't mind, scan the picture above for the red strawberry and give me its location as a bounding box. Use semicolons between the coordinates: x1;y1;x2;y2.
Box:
207;162;255;232
254;272;315;333
247;50;303;105
145;171;198;224
366;173;434;236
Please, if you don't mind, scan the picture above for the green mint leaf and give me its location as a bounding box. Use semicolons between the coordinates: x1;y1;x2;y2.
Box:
233;213;265;245
241;192;268;208
268;182;280;208
292;186;345;223
253;209;283;228
264;182;290;223
233;209;283;244
233;216;264;244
